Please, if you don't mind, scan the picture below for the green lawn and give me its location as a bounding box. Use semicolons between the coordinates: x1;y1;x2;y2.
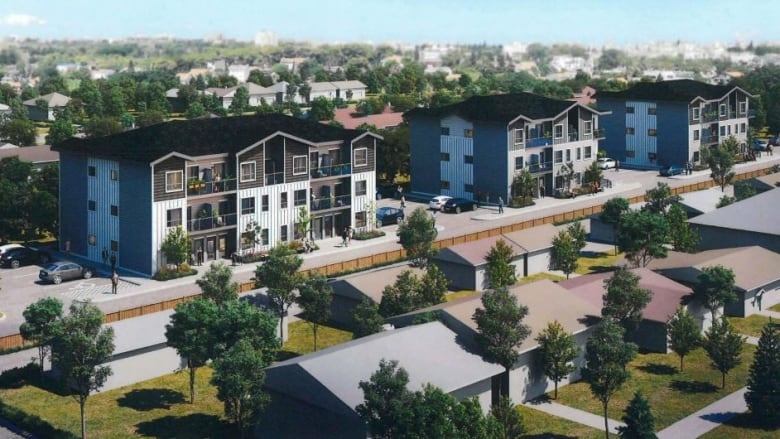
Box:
701;413;780;438
769;303;780;313
553;345;756;430
518;272;566;284
729;315;772;338
519;405;603;438
446;290;480;302
278;320;354;359
575;250;623;275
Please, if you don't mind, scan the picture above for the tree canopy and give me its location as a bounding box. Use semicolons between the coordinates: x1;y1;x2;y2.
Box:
616;210;670;268
601;267;653;336
485;239;517;289
397;207;437;267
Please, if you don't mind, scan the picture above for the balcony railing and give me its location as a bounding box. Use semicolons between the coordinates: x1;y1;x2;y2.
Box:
311;163;352;179
311;194;352;211
187;213;237;233
528;161;553;173
187;178;237;197
702;133;719;144
527;136;554;148
265;172;284;185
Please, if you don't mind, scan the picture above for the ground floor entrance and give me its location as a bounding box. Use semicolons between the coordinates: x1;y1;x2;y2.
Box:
311;212;349;241
192;232;233;265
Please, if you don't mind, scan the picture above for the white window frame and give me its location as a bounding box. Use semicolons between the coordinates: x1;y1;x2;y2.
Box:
719;104;727;117
576;147;582;161
354;148;368;167
554;150;563;164
553;124;564;139
165;170;183;193
514;129;524;145
720;126;726;136
240;161;256;182
292;155;307;175
693;130;700;141
166;208;182;228
692;107;700;121
739;102;747;114
241;197;255;215
356;180;367;196
583;121;593;135
584;146;592;159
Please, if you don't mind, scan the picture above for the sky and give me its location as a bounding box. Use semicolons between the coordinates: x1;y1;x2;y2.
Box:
0;0;778;45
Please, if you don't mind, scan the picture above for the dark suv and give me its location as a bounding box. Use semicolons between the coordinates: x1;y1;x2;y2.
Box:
0;246;50;269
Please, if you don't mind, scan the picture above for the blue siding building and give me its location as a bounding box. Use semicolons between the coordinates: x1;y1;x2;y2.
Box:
597;80;754;169
406;93;609;203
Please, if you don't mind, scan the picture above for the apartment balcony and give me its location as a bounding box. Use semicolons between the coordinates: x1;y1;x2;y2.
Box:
187;178;237;197
310;163;352;179
310;194;352;212
187;213;238;233
701;133;719;144
265;172;284;185
528;161;553;173
527;136;554;148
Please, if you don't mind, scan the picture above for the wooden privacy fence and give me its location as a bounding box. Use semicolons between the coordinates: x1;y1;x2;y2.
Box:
1;166;774;351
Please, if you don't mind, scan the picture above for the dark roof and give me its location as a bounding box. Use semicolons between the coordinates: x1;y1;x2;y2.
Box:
596;79;740;102
52;114;367;163
405;92;578;123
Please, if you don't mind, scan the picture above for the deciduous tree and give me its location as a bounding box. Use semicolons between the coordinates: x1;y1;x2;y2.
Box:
489;396;525;439
667;307;702;371
667;203;699;252
308;96;335;121
708;137;738;192
397;206;437;267
617;210;669;267
600;197;629;253
485;239;517;289
694;265;737;321
254;244;303;341
20;297;64;374
703;316;746;389
353;298;384;338
229;86;249;116
536;320;578;399
161;225;191;270
297;273;333;351
550;229;579;279
602;267;653;337
196;262;238;306
642;182;680;215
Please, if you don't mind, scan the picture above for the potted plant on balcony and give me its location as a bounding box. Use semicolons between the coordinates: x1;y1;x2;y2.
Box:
213;209;224;226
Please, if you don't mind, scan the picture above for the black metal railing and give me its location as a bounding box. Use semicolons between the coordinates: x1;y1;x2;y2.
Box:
187;178;237;196
187;213;237;232
310;163;352;179
310;194;352;211
265;172;284;185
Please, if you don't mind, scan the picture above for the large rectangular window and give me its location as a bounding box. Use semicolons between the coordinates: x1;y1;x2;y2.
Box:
261;229;269;246
280;225;288;242
463;129;474;138
241;197;255;215
262;195;269;211
110;205;119;216
281;192;288;209
356;180;367;196
354;148;368;167
565;149;571;162
514;156;524;170
648;107;657;115
584;146;592;159
355;211;367;228
88;200;96;211
110;170;118;181
625;150;636;158
626;106;635;114
693;130;700;141
554;150;563;164
648;129;657;137
440;180;450;190
553;124;563;139
240;161;256;182
165;170;183;193
576;147;582;161
294;189;307;206
440;127;450;136
719;104;727;117
514;129;524;145
166;209;182;227
583;121;593;134
739;102;747;114
626;127;635;135
692;107;700;120
292;155;307;175
88;165;96;176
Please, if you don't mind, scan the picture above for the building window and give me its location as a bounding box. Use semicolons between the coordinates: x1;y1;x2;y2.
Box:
565;149;571;162
720;126;726;136
514;129;524;145
262;195;269;211
292;155;307;175
554;150;563;164
464;155;474;164
356;180;367;196
626;106;635;114
240;161;256;182
440;180;450;190
739;102;747;114
280;192;288;209
440;127;450;136
626;127;635;135
354;148;368;167
261;229;269;246
553;124;563;139
110;240;119;251
241;197;255;215
648;129;657;137
514;156;524;170
741;123;746;133
693;130;700;141
188;166;199;181
692;107;700;120
294;189;307;206
648;152;657;161
280;225;288;243
583;121;593;135
719;104;727;117
576;147;582;160
88;234;96;246
355;211;367;228
464;129;474;138
165;170;183;192
88;166;96;176
110;170;118;181
625;150;636;158
648;107;657;115
88;200;96;211
166;208;182;227
110;205;119;216
440;152;450;162
584;146;592;159
464;184;474;193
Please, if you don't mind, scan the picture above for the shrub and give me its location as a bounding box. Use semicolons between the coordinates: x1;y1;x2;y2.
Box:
509;196;534;208
153;266;198;281
353;230;386;240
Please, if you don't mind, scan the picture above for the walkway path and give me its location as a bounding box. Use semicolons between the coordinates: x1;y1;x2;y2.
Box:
522;398;625;434
656;387;748;439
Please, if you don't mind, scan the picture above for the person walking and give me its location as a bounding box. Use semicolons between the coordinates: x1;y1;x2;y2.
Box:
400;195;406;209
615;160;620;172
341;227;348;247
111;270;119;295
498;196;504;214
347;226;354;246
539;181;545;199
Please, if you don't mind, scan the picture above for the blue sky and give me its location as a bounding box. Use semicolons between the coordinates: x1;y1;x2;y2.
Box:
0;0;777;45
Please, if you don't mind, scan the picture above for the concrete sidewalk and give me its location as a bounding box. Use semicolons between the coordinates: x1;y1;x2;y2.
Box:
657;387;748;439
523;398;625;434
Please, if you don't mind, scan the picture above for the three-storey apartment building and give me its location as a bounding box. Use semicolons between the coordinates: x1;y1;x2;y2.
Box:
597;79;755;169
406;93;608;201
53;114;380;276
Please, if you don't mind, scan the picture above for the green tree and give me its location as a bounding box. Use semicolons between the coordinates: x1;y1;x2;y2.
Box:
707;138;738;192
185;101;207;119
583;160;604;186
211;300;280;364
229;86;249;116
379;270;423;317
694;265;737;321
485;239;517;289
667;203;699;252
617;210;670;268
667;307;702;371
165;298;219;403
703;316;746;389
419;264;448;307
0;119;36;145
160;225;191;270
582;318;637;439
567;221;587;251
297;273;333;351
602;267;653;336
353;298;384;338
473;287;531;395
356;359;414;439
136;109;165;127
51;301;115;439
75;78;103;118
511;168;536;206
642;182;680;215
536;320;579;399
308;96;336;121
254;244;303;341
210;339;270;439
84;116;123;137
617;391;657;439
601;197;630;253
28;189;58;239
20;297;64;374
550;229;579;279
745;321;780;426
489;396;525;439
377;123;409;182
397;206;437;267
196;262;238;306
46;111;75;145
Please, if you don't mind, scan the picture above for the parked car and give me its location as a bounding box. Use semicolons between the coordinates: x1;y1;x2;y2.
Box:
376;207;405;226
0;246;50;269
39;261;94;284
659;165;685;177
753;139;769;151
442;198;477;213
429;195;453;210
597;157;616;169
0;243;23;257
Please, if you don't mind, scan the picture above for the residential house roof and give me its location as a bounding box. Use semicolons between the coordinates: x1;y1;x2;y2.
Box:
329;263;426;304
264;322;503;416
596;79;749;103
332;107;404;130
309;82;338;92
678;186;734;216
0;145;59;165
22;92;70;108
205;86;237;98
687;187;780;237
330;80;367;90
559;268;694;323
405;92;597;123
647;246;780;293
502;223;559;253
52;114;372;163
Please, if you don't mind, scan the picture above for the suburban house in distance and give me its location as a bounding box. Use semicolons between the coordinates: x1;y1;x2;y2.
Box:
405;93;609;202
53;114;381;277
22;92;70;121
597;79;754;169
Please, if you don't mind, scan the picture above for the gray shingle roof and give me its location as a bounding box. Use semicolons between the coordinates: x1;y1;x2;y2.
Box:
688;187;780;236
405;92;585;123
596;79;746;102
22;92;70;107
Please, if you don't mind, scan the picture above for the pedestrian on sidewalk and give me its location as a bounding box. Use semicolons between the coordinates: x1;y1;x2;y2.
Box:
539;181;545;198
111;270;119;294
498;196;504;214
615;160;620;172
400;195;406;209
347;226;354;246
341;227;348;247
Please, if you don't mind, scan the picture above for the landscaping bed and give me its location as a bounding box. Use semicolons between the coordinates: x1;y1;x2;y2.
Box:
152;265;197;281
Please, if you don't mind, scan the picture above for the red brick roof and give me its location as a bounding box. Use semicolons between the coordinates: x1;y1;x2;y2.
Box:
332;107;404;130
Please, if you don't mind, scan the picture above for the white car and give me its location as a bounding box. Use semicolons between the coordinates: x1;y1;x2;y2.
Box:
429;195;453;210
0;243;23;257
597;157;616;169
